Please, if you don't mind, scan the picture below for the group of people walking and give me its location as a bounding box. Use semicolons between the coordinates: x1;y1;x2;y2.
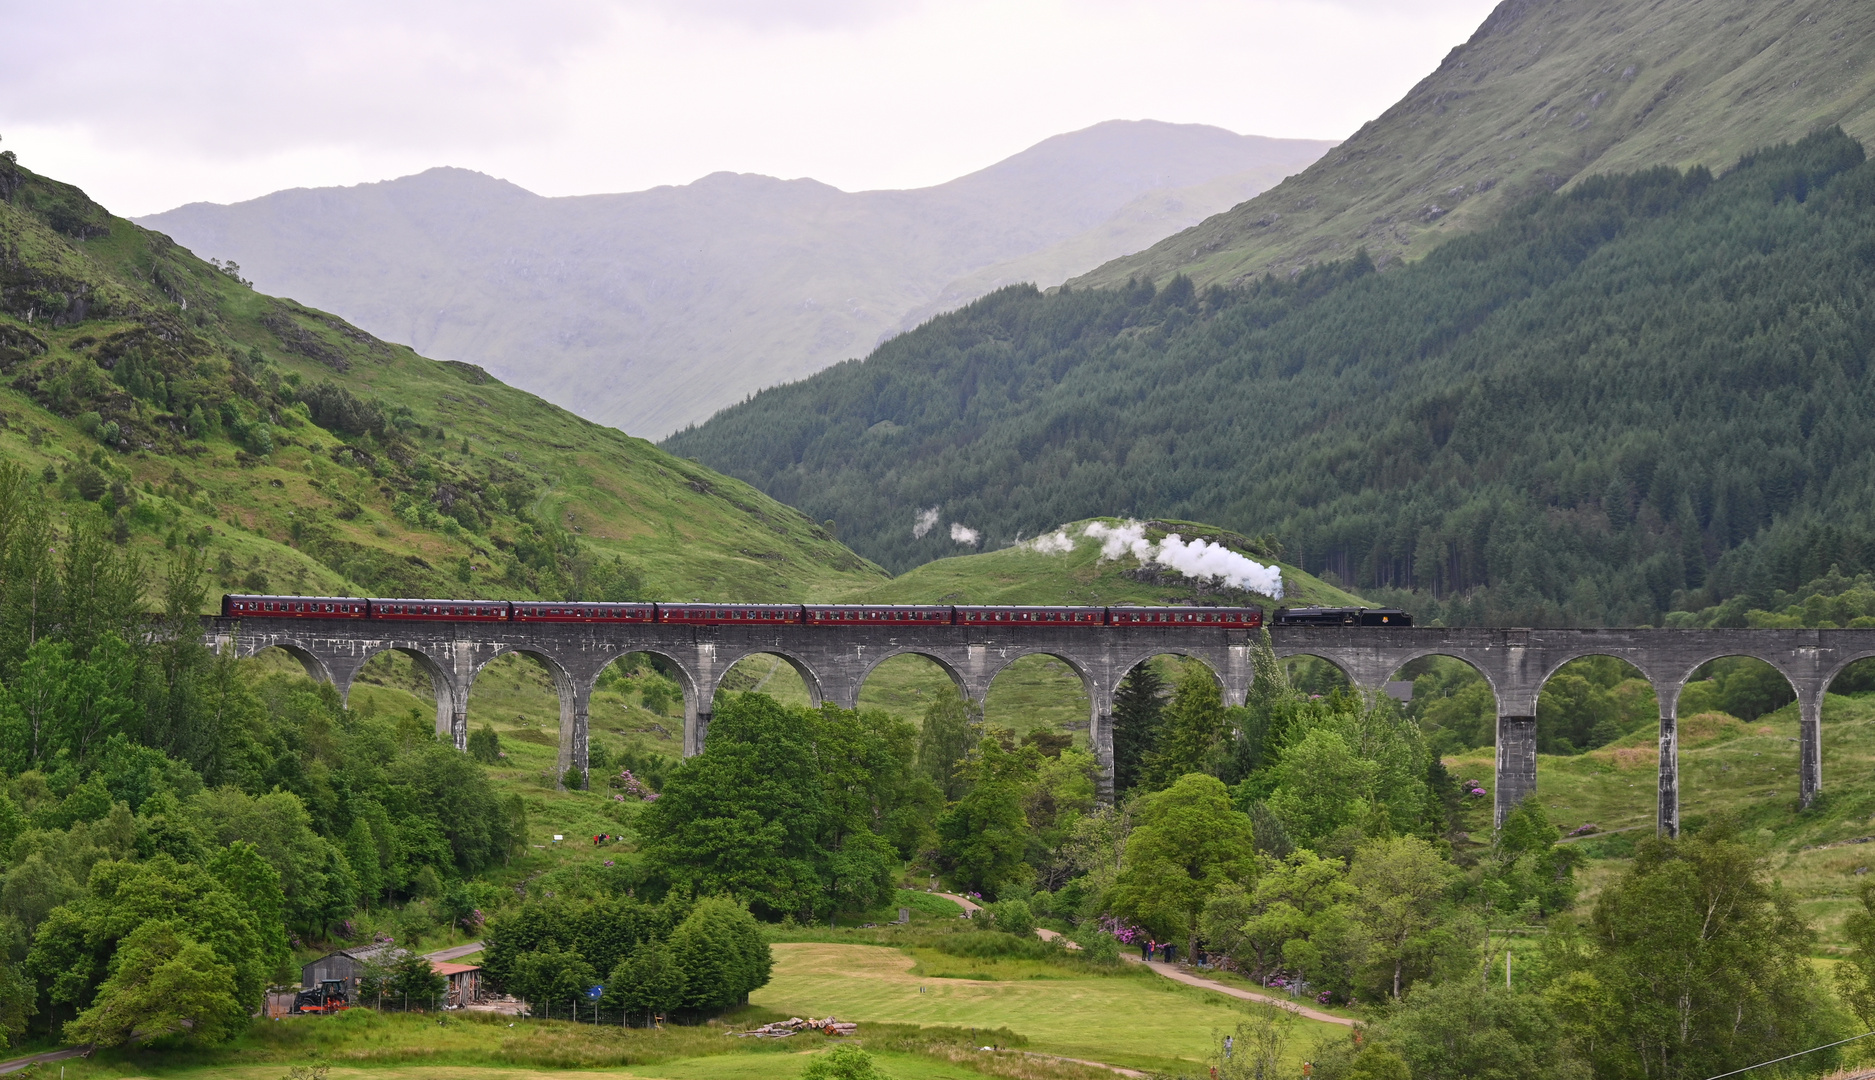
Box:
1138;939;1177;964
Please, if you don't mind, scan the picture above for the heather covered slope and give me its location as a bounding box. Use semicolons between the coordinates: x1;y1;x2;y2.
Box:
137;121;1333;437
0;151;884;607
669;130;1875;625
1074;0;1875;289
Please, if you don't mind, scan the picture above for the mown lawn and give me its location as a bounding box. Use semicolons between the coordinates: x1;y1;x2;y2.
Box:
752;941;1341;1075
82;1053;998;1080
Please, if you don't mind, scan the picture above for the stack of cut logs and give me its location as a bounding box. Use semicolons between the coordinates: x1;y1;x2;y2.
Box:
733;1016;858;1038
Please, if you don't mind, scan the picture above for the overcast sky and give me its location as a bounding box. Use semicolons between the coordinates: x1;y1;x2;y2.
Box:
3;0;1500;217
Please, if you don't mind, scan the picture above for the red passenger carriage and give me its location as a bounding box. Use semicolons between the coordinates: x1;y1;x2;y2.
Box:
371;599;510;621
1107;606;1262;628
511;602;656;623
223;594;367;618
656;604;804;625
955;606;1107;626
803;605;953;625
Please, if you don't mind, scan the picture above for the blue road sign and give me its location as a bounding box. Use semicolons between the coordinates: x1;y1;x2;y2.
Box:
586;985;604;1000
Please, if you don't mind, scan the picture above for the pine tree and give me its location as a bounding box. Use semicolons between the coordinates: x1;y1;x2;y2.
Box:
1142;661;1227;789
1111;662;1167;796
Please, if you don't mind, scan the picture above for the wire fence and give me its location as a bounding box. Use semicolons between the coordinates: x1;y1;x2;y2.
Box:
348;993;670;1027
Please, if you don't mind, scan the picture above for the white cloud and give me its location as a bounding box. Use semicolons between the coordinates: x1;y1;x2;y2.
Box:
0;0;1500;215
950;522;980;546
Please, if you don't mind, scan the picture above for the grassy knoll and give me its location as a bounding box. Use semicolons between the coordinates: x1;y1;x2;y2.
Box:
845;518;1361;609
752;941;1339;1075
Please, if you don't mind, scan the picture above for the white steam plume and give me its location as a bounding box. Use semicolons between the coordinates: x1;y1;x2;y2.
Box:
1082;520;1283;597
950;523;981;547
912;506;939;539
1026;530;1074;554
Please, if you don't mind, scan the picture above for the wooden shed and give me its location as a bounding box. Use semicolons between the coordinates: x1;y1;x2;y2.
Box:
434;962;483;1006
300;943;405;996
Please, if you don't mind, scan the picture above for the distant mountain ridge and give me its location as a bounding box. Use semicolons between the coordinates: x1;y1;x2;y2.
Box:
138;122;1334;436
1073;0;1875;289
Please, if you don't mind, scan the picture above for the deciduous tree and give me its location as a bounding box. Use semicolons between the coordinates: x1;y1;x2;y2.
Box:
1108;773;1256;956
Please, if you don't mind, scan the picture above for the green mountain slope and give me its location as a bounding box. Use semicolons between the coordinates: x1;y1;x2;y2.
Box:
1072;0;1875;289
666;130;1875;624
0;151;885;606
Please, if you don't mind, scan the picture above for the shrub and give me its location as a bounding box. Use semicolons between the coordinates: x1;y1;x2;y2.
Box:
1077;931;1122;965
468;724;502;764
800;1045;888;1080
985;899;1035;939
930;931;1053;960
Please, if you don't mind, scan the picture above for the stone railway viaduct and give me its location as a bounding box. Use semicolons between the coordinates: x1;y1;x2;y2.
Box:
203;618;1875;835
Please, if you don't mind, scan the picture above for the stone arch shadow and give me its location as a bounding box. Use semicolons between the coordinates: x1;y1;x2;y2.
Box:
1267;649;1365;702
348;643;461;741
472;645;585;784
248;640;336;688
586;648;708;759
1112;647;1233;703
854;647;972;709
708;647;830;709
981;646;1107;723
1659;650;1810;829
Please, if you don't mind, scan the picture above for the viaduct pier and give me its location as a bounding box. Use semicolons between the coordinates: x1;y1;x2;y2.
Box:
204;618;1875;836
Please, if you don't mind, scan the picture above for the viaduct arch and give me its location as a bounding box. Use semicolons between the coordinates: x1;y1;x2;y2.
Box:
208;619;1863;836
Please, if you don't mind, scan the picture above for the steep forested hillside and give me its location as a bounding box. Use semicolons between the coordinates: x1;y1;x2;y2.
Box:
668;130;1875;625
0;149;883;607
1075;0;1875;289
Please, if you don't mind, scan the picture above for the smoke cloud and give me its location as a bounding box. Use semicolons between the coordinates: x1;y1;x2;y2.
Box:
1026;530;1075;554
912;506;940;539
950;523;981;547
1081;520;1283;597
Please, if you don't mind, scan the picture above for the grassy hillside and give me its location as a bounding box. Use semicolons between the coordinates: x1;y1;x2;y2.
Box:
1073;0;1875;289
1444;690;1875;953
668;130;1875;624
0;150;884;607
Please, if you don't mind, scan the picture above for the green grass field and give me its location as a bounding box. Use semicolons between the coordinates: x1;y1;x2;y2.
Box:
46;1006;1116;1080
752;941;1340;1075
49;938;1312;1080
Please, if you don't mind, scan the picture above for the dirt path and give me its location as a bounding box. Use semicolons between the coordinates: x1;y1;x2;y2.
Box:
997;1048;1147;1077
934;892;980;914
934;893;1344;1026
0;1045;92;1075
1125;957;1355;1027
423;941;484;962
